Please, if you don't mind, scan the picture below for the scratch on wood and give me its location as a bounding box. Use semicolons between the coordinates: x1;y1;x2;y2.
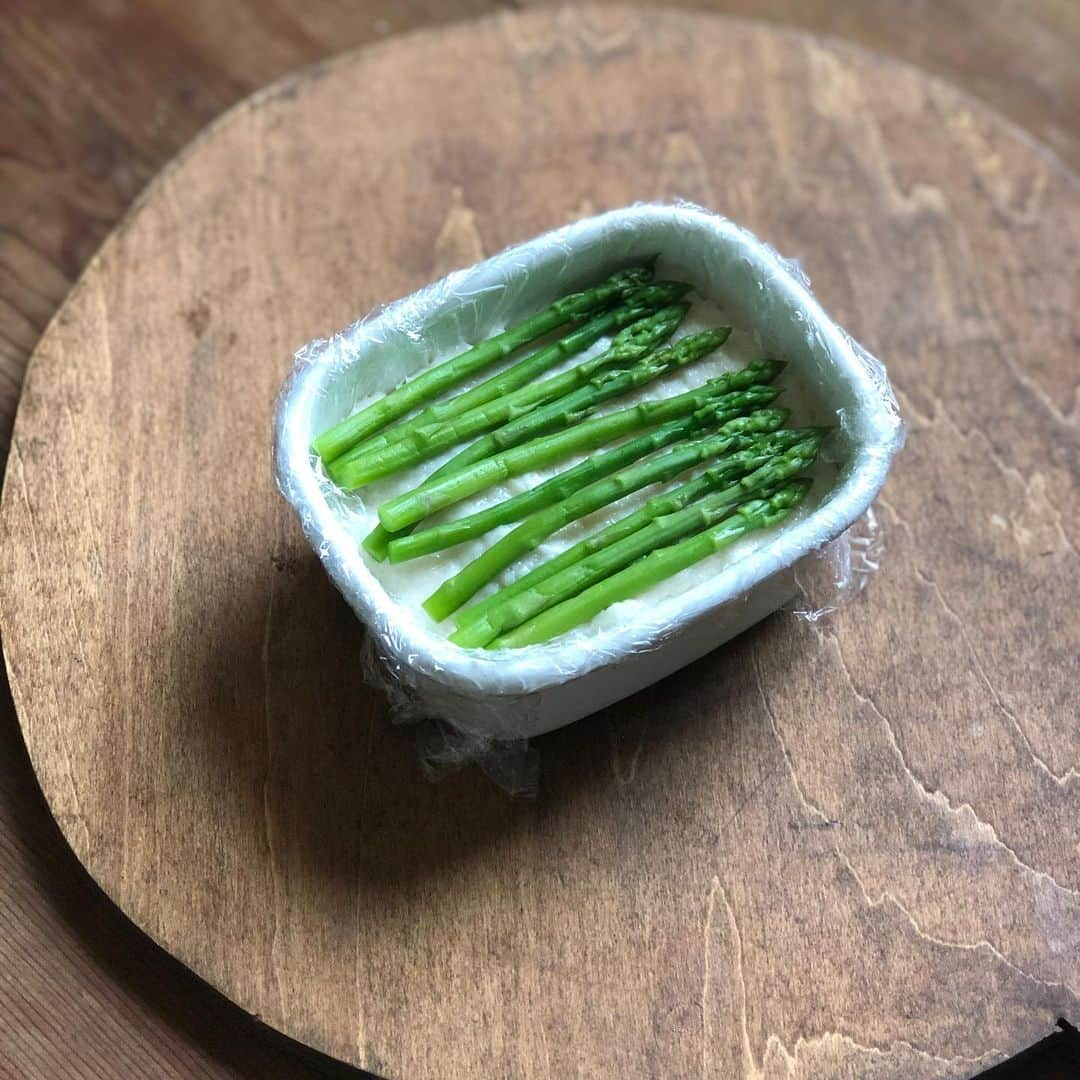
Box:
609;714;649;785
715;764;785;841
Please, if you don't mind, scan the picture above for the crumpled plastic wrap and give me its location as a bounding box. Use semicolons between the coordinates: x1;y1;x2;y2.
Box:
274;202;904;792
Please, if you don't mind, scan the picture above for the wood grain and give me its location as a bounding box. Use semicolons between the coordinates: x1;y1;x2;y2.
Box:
1;4;1078;1078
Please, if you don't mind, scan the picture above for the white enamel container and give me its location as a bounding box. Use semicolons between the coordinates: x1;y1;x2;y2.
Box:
274;205;902;739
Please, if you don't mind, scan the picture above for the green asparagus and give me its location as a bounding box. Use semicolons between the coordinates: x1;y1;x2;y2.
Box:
358;291;693;559
389;402;789;563
488;480;813;647
376;380;783;533
444;437;820;645
422;415;803;619
330;281;691;473
312;265;654;462
418;329;737;488
330;305;695;489
399;361;781;574
361;327;721;552
455;426;827;628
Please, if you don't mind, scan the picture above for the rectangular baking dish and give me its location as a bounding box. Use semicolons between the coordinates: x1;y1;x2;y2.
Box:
274;204;902;740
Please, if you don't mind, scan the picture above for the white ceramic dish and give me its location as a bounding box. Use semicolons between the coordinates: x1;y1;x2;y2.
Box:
274;204;902;740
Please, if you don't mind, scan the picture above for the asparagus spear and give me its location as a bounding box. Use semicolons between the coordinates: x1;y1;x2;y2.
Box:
376;380;783;533
330;280;691;472
449;442;819;647
488;480;813;647
312;264;654;463
331;304;695;489
455;427;827;628
389;403;789;562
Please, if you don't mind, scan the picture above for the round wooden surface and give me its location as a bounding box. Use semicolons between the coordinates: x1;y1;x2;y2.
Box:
2;7;1077;1077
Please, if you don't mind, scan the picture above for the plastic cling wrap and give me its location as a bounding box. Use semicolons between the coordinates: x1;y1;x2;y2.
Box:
274;203;904;779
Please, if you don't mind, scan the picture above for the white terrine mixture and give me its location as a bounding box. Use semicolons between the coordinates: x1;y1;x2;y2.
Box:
320;296;839;646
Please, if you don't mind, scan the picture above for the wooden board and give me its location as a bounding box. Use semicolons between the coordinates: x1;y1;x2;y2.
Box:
2;6;1078;1077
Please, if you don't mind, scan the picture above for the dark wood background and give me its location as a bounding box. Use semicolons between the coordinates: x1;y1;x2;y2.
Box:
1;2;1078;1077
